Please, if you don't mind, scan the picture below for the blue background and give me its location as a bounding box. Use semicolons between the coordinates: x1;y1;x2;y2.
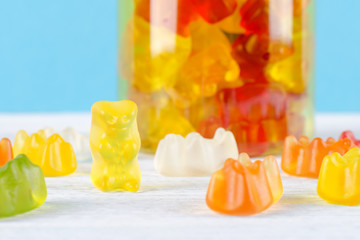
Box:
0;0;357;112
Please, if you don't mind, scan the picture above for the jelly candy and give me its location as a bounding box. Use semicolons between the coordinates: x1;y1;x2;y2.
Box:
183;43;239;86
0;154;47;217
197;116;223;139
217;0;246;33
90;100;141;192
13;130;30;157
135;0;199;37
0;138;13;167
339;131;360;147
189;20;231;54
13;130;77;177
177;43;240;95
281;135;354;178
184;96;219;131
317;148;360;206
136;101;195;151
127;88;191;151
41;134;77;177
120;0;314;156
154;128;238;176
206;153;283;215
61;127;91;162
231;34;269;80
190;0;238;24
120;17;192;92
40;127;91;162
167;21;239;108
217;83;287;156
240;0;269;35
232;34;293;81
266;33;313;93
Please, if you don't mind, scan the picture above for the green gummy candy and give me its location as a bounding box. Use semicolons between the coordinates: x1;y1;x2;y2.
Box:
0;154;47;217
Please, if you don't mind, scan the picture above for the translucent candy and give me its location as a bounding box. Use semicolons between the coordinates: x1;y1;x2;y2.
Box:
0;154;47;217
318;148;360;206
120;17;192;92
206;153;283;215
0;138;13;167
282;136;354;178
154;128;238;176
13;130;77;177
190;0;238;24
90;100;141;192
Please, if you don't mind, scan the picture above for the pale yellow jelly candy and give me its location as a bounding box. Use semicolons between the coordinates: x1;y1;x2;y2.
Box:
138;103;195;151
90;100;141;192
13;130;30;157
266;32;313;94
120;17;192;93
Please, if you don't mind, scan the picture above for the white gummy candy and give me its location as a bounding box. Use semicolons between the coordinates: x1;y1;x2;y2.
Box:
154;128;238;177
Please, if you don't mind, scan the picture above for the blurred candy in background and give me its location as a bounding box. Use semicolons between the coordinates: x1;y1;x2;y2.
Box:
0;0;359;112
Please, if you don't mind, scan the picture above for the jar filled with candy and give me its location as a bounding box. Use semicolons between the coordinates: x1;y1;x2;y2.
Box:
118;0;315;156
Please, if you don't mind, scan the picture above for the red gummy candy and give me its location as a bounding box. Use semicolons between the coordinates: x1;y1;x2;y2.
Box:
190;0;238;23
197;116;223;138
217;83;287;156
339;131;360;147
240;0;269;35
231;34;269;81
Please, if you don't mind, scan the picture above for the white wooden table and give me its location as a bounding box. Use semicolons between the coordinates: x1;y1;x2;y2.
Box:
0;113;360;239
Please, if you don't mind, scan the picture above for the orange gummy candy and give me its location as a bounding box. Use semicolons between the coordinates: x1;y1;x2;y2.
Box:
0;138;13;167
206;153;283;215
281;135;354;178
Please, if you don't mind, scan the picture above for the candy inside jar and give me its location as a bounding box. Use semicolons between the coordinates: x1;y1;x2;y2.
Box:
118;0;315;156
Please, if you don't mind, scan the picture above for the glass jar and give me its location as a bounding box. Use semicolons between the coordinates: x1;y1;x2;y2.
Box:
118;0;315;156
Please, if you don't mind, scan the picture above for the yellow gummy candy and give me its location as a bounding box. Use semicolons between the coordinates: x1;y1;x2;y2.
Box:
120;17;192;93
42;134;77;177
90;100;141;192
167;21;240;108
266;33;313;94
13;130;77;177
139;103;195;151
317;148;360;206
189;20;231;53
13;130;30;157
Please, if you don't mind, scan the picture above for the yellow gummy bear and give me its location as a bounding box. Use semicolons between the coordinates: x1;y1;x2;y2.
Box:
317;148;360;206
266;32;314;94
13;130;77;177
90;100;141;192
120;16;192;93
167;21;240;108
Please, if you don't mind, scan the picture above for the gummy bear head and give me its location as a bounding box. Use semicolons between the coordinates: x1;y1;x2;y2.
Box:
91;100;138;135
